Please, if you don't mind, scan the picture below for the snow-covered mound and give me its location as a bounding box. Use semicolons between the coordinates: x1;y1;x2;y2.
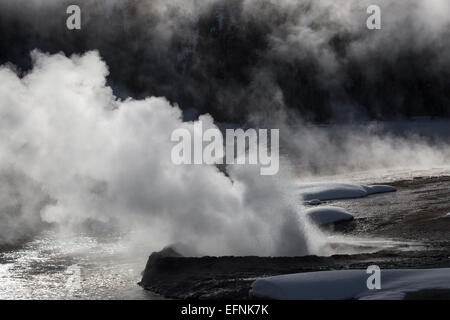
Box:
305;206;354;225
251;268;450;300
298;183;396;201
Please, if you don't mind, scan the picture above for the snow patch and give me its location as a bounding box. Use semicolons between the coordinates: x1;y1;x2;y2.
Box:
251;268;450;300
298;182;396;201
305;206;354;225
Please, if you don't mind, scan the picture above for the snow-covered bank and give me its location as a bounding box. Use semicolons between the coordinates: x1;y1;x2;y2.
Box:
305;206;354;225
251;268;450;300
298;182;396;202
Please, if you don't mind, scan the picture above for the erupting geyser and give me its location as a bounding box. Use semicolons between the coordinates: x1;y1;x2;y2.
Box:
0;50;323;256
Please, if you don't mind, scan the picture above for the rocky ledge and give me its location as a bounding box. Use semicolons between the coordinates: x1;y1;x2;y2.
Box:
139;246;450;299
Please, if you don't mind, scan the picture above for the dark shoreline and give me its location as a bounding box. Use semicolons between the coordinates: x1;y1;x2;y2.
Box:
139;248;450;299
140;175;450;299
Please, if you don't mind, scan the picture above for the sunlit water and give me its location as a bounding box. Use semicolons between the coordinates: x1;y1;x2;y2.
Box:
0;231;162;300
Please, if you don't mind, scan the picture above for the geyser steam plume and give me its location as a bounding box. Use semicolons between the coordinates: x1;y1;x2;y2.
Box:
0;51;320;256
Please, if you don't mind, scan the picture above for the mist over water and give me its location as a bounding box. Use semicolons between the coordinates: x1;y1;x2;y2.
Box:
278;117;450;179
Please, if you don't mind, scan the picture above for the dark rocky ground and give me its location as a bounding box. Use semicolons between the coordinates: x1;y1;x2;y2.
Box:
139;176;450;299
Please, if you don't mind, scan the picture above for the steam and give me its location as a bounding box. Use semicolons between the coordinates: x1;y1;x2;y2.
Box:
0;1;449;255
278;117;450;178
0;0;449;122
0;51;317;256
0;169;49;245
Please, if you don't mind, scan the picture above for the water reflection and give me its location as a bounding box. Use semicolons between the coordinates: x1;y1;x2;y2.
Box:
0;231;160;300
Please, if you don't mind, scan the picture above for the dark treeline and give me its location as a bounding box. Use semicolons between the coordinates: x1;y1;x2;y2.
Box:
0;0;449;123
